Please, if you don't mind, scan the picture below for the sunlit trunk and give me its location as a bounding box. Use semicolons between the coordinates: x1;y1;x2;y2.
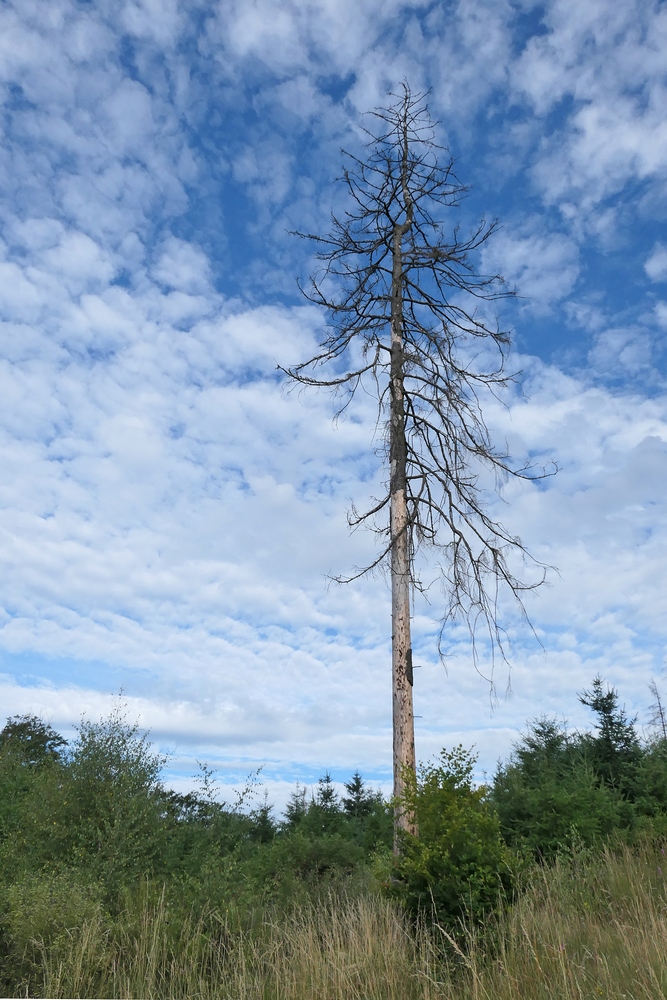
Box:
390;208;417;850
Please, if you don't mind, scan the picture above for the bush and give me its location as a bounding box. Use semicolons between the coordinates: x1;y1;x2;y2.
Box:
0;715;65;848
390;746;514;931
0;868;104;992
0;705;170;895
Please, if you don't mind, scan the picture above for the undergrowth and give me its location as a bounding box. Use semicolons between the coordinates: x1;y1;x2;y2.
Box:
2;838;665;998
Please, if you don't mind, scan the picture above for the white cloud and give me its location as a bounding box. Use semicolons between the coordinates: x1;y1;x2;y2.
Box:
512;0;667;220
151;237;212;296
41;231;117;292
119;0;183;47
0;260;43;321
655;302;667;330
588;327;651;376
0;251;665;790
482;227;579;312
206;0;428;81
0;0;196;256
646;244;667;283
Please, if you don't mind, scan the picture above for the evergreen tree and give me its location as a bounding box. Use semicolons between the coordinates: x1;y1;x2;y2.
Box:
343;771;374;818
578;676;641;790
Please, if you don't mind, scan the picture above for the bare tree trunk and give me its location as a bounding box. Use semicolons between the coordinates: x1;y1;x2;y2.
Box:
390;154;417;846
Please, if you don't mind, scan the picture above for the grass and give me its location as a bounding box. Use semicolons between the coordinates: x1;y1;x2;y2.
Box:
11;838;667;998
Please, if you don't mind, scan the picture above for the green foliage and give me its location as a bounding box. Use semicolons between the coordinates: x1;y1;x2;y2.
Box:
2;705;170;893
65;706;167;883
0;705;397;994
0;705;393;939
283;775;392;853
7;678;667;995
0;714;66;766
242;772;391;907
391;747;514;930
578;675;642;787
491;717;626;856
0;869;104;990
6;839;667;1000
0;715;66;848
491;677;667;858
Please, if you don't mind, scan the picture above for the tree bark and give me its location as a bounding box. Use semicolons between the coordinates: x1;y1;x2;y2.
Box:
390;175;417;847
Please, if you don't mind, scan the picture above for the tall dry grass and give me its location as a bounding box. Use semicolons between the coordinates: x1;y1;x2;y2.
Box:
40;891;436;1000
32;839;667;998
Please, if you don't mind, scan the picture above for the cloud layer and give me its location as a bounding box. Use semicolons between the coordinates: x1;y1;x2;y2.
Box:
0;0;665;808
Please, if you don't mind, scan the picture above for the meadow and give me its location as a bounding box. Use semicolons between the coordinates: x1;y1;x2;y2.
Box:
12;842;667;999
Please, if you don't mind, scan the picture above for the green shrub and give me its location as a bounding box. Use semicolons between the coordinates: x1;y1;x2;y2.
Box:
0;716;65;849
3;869;103;947
0;868;105;992
4;705;169;895
390;746;514;931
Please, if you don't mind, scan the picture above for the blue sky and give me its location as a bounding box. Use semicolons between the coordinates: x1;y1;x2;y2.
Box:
1;0;666;808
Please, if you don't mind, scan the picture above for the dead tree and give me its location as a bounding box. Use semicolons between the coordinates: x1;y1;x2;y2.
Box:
648;680;667;740
283;85;548;846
